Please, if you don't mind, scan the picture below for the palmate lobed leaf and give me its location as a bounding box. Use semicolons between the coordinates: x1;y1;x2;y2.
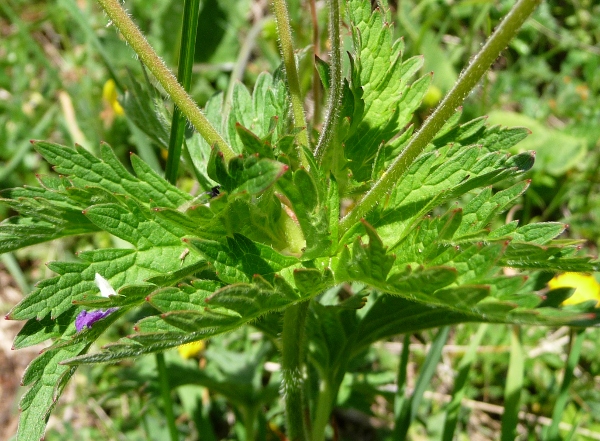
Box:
35;141;192;208
17;344;83;441
0;141;194;255
186;234;299;284
370;147;535;249
0;177;102;253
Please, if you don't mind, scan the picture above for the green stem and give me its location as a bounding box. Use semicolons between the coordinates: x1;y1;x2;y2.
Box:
281;301;310;441
165;0;201;183
242;406;258;441
311;378;334;441
311;332;358;441
314;0;342;166
156;352;179;441
309;0;321;126
339;0;541;235
96;0;236;162
546;329;585;440
271;0;310;168
393;334;411;424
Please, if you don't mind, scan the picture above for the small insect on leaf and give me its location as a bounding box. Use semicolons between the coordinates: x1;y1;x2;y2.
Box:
179;248;190;266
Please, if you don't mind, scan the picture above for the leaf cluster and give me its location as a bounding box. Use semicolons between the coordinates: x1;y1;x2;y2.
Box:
2;1;600;439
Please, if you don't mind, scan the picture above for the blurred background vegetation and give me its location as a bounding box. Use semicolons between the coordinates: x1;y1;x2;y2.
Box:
1;0;599;439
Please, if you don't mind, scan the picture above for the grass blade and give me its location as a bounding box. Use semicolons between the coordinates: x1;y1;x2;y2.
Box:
546;329;586;440
442;324;489;441
165;0;201;184
395;326;450;439
501;325;524;441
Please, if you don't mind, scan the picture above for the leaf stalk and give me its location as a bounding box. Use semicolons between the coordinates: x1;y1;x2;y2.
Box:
271;0;311;168
314;0;343;166
281;301;310;441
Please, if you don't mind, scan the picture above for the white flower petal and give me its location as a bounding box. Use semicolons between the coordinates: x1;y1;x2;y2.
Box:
95;273;117;298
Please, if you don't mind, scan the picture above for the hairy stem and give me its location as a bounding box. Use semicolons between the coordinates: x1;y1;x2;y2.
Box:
339;0;542;235
309;0;321;126
271;0;310;168
314;0;342;166
96;0;236;161
281;301;310;441
156;352;179;441
165;0;201;183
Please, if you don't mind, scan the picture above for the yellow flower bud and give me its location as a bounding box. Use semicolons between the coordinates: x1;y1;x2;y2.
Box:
102;79;124;116
177;340;205;359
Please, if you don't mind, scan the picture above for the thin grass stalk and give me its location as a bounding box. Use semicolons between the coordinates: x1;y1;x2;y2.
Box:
546;329;586;440
442;324;489;441
156;352;179;441
393;334;411;436
165;0;201;184
501;325;524;441
396;326;450;439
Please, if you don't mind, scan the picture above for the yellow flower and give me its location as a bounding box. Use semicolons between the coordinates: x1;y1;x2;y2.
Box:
102;79;124;115
548;273;600;306
177;340;205;359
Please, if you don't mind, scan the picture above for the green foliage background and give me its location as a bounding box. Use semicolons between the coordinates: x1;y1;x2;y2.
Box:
1;0;600;440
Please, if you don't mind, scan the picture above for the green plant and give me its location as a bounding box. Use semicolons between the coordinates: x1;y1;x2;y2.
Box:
3;0;599;440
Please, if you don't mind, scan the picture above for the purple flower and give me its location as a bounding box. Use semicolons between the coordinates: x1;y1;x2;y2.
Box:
75;308;118;332
75;273;119;332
